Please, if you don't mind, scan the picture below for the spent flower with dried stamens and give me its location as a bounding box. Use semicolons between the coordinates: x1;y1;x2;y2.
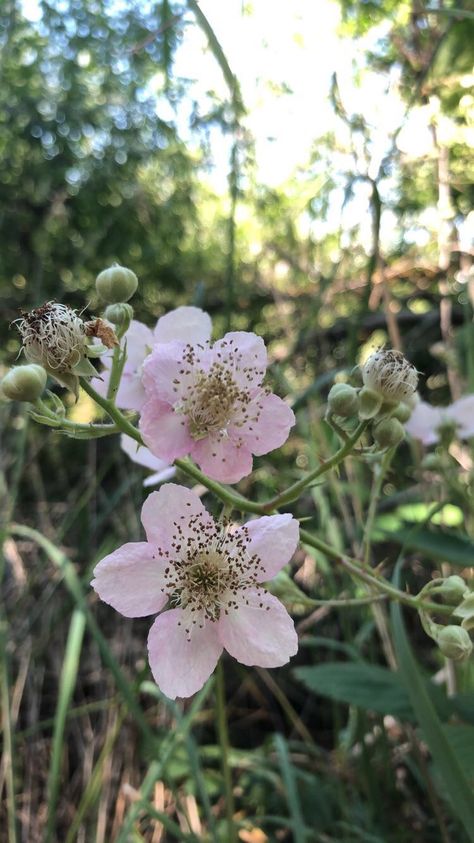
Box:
140;331;295;483
362;349;418;404
14;302;110;395
91;483;299;699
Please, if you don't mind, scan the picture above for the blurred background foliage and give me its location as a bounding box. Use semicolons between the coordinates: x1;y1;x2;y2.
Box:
1;0;474;841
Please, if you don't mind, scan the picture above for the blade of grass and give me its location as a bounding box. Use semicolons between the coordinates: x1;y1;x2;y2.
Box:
274;733;307;843
391;562;474;842
45;607;86;843
10;524;157;748
0;617;18;843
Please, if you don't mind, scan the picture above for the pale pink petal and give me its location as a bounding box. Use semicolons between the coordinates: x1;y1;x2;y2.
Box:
153;306;212;345
218;589;298;667
211;332;267;390
142;342;200;404
192;436;253;483
405;400;444;445
123;321;154;370
143;467;176;487
140;397;193;462
90;355;112;398
115;371;146;411
235;514;299;581
91;542;167;618
448;395;474;440
140;483;212;548
147;609;222;699
120;434;172;472
230;392;295;456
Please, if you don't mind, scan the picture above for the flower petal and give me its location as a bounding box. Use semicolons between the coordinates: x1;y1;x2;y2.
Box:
121;433;171;472
237;514;299;581
91;542;167;618
211;331;267;390
140;483;212;548
192;436;253;483
116;371;146;411
123;320;154;369
230;392;295;456
153;306;212;345
147;609;222;699
142;342;202;404
448;395;474;440
405;400;444;445
218;589;298;668
140;397;193;462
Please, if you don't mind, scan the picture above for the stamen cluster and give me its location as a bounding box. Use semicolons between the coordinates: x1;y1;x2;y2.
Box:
15;302;87;372
362;348;418;403
162;514;261;632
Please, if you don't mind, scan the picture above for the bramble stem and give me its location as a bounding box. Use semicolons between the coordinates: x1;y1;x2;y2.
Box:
261;420;368;511
215;661;237;843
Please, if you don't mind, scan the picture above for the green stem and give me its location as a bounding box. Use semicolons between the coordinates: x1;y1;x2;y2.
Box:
300;529;453;617
215;661;237;843
80;379;142;443
263;421;368;511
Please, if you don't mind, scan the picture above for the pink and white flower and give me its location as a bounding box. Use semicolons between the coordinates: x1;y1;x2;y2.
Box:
139;332;295;484
120;434;175;487
405;394;474;445
91;483;299;699
91;306;212;412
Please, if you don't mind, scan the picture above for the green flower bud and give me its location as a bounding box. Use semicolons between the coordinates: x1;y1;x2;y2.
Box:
438;576;469;606
373;417;405;449
1;364;47;402
327;383;359;418
421;454;442;471
437;625;473;661
358;386;383;420
391;402;412;423
104;302;134;327
95;265;138;304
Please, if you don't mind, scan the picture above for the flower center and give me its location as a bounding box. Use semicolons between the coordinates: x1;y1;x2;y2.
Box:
162;516;261;634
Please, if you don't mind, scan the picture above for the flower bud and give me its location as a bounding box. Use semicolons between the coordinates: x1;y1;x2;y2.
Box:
438;575;468;606
373;417;405;449
1;364;47;402
95;265;138;304
421;453;442;471
327;383;359;418
362;349;418;403
391;402;412;423
437;625;473;661
104;302;134;327
358;386;383;420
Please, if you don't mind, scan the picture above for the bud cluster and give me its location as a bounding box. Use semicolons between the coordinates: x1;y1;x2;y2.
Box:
417;575;473;662
326;349;418;452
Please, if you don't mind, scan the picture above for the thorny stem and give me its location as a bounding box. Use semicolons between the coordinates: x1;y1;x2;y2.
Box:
215;661;237;843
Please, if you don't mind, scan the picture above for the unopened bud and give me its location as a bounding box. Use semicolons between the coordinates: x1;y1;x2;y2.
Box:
1;364;47;402
437;625;473;661
373;417;405;449
421;454;442;471
96;265;138;304
439;576;469;606
392;402;412;423
104;302;134;327
362;349;418;403
454;593;474;632
327;383;359;418
358;386;383;420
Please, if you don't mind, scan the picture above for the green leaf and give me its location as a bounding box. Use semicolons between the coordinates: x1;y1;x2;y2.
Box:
443;726;474;781
294;663;414;719
391;565;474;841
380;525;474;567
